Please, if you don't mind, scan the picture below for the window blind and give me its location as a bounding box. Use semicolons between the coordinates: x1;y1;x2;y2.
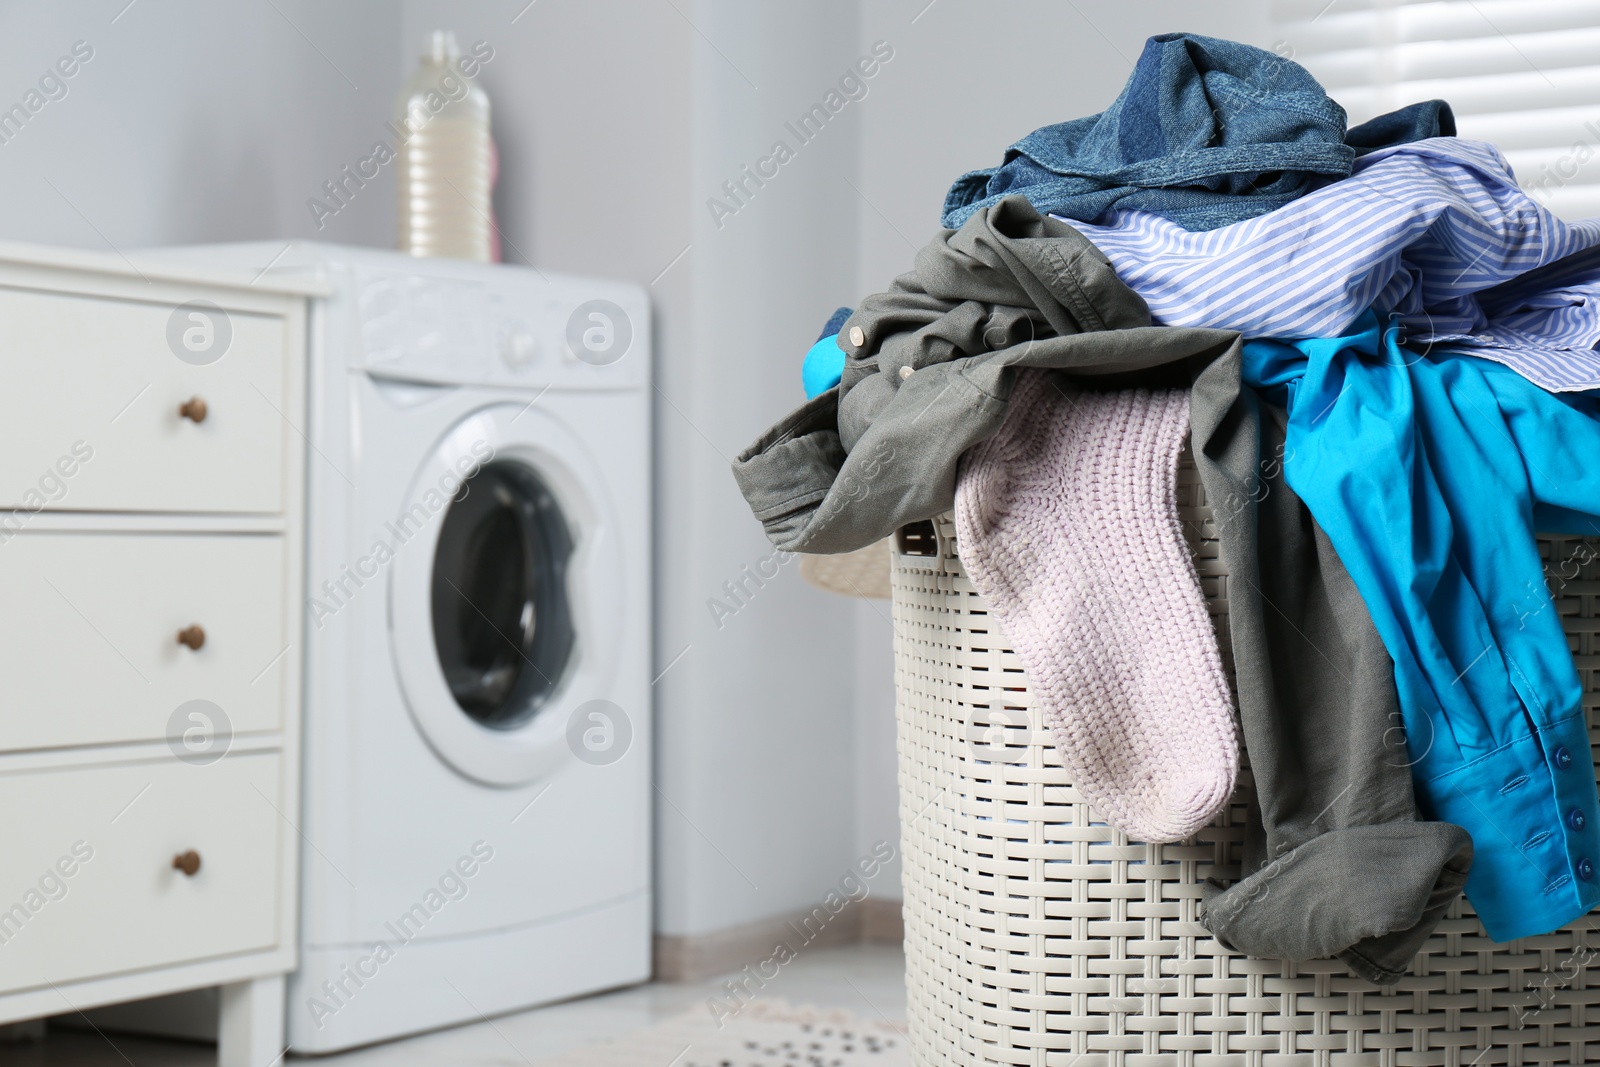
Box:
1274;0;1600;218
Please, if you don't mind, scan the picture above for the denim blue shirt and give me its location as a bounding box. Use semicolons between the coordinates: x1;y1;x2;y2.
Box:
1244;312;1600;941
942;32;1453;231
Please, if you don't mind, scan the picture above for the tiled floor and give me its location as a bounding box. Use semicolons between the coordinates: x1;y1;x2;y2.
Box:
5;944;907;1066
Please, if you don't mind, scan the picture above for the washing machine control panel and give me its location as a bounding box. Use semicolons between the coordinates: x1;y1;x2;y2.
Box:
497;318;540;371
354;266;648;390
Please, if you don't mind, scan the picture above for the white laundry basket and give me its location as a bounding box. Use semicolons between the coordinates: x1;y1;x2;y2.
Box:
892;454;1600;1067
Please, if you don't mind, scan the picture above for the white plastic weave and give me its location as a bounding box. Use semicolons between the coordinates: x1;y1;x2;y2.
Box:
893;456;1600;1067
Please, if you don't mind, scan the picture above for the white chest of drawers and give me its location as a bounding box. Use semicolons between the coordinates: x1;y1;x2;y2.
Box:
0;244;317;1067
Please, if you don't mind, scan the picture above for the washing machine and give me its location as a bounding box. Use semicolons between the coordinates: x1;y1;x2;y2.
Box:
160;243;652;1052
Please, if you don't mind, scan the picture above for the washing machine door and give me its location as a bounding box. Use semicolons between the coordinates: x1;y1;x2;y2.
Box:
389;402;623;786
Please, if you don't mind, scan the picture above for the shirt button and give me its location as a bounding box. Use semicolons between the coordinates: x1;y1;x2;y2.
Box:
1556;747;1574;769
849;326;865;348
898;365;914;381
1572;809;1589;832
1579;857;1595;881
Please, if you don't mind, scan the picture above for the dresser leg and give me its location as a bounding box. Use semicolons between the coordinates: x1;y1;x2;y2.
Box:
218;975;286;1067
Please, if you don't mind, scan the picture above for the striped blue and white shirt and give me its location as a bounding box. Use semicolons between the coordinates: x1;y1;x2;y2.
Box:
1056;138;1600;392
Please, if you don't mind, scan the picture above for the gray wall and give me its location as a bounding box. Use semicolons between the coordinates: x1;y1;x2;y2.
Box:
666;1;867;936
0;0;398;250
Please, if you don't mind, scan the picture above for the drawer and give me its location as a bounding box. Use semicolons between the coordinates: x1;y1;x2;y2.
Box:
0;286;290;514
0;751;282;994
0;533;287;752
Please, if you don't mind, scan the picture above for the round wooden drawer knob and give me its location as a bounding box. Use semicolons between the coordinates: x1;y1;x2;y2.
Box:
172;850;201;877
179;396;208;423
177;625;206;651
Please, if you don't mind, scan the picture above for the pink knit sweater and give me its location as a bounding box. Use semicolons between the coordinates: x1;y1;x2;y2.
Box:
954;369;1238;843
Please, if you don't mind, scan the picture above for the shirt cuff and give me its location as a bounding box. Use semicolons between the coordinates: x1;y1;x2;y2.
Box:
1420;711;1600;941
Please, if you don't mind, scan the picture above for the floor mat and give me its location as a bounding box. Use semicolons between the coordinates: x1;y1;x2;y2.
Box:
532;1000;908;1066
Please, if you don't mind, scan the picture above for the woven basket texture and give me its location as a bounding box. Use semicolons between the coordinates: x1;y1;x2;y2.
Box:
892;454;1600;1067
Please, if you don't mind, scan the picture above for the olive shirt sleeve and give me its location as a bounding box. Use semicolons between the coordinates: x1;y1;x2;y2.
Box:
732;196;1223;555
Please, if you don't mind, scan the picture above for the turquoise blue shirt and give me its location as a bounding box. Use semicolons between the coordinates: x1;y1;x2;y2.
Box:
802;333;845;399
1243;311;1600;941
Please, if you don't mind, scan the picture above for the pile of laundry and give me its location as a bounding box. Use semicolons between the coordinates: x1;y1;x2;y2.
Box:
733;32;1600;982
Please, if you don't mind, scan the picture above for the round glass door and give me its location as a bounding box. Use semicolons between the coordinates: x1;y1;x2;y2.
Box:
430;460;576;729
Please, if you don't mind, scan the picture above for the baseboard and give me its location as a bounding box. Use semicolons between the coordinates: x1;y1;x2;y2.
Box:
859;896;904;945
654;896;903;982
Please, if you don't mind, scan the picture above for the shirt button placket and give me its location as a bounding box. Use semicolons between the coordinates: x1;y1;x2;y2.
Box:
1552;745;1595;886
